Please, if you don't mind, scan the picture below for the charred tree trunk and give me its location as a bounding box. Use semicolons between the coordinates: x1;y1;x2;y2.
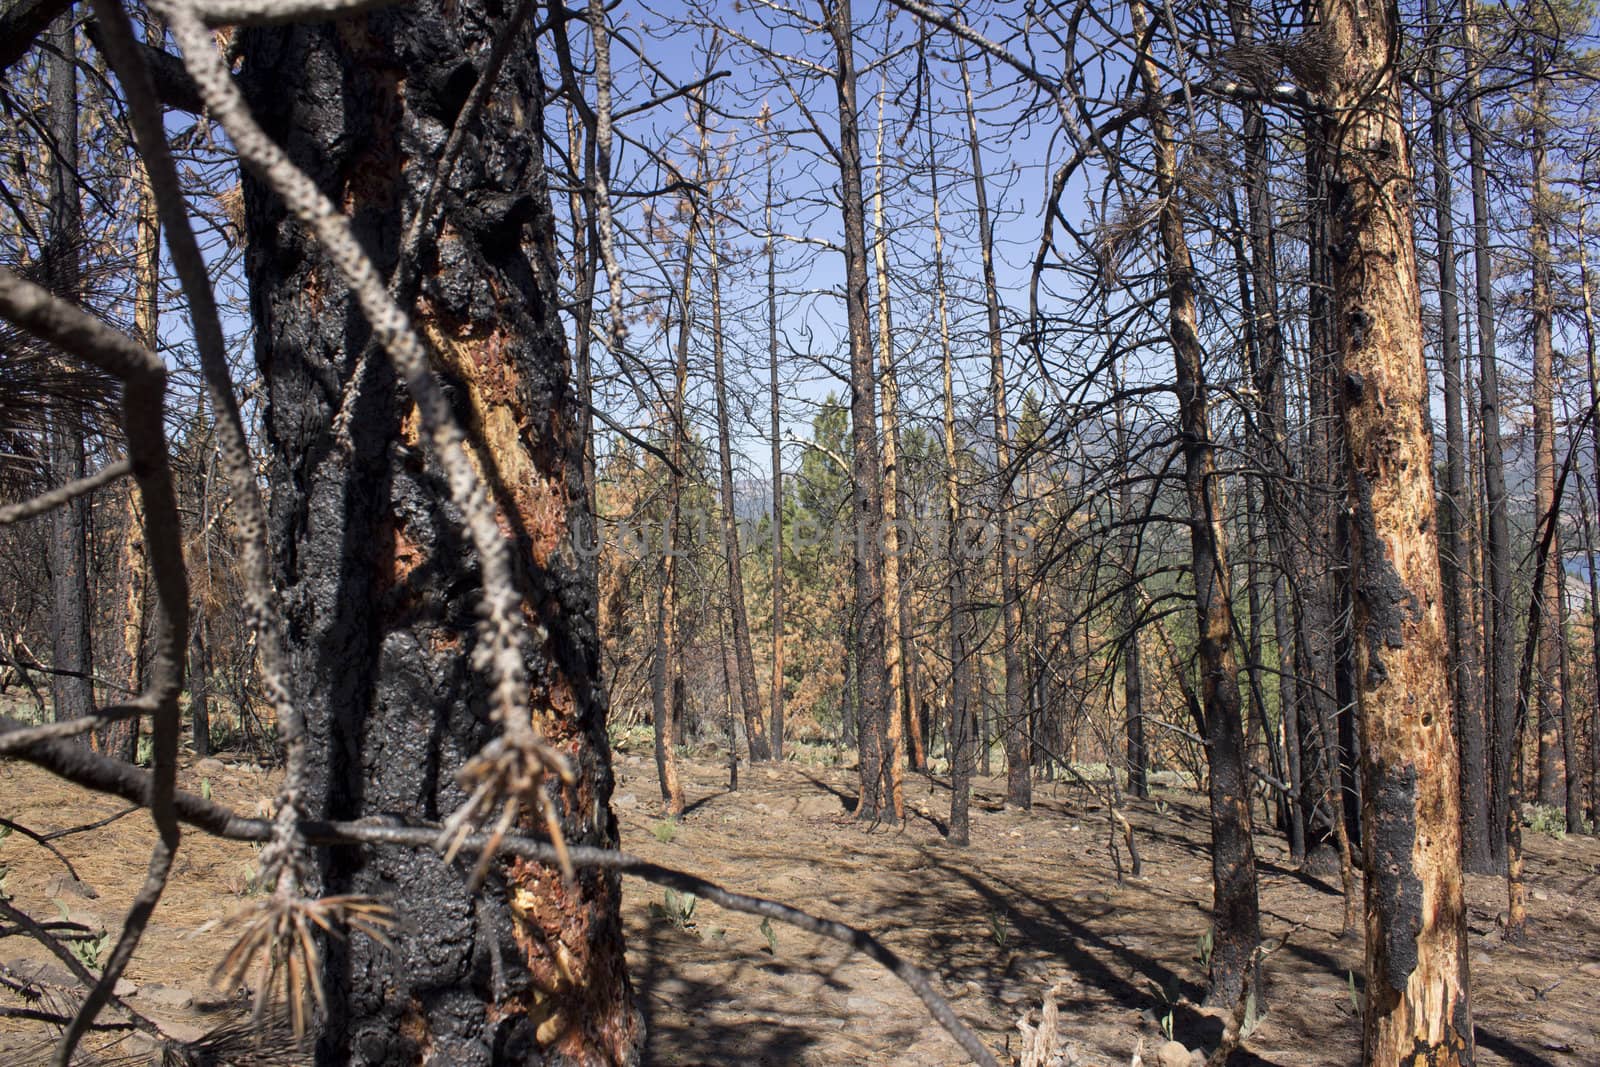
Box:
652;200;693;818
1129;0;1259;1009
826;0;890;822
927;69;972;844
45;11;95;729
766;155;786;763
1465;0;1516;870
240;7;639;1061
1113;360;1147;801
1426;0;1491;872
1319;0;1474;1058
958;54;1028;812
1528;60;1566;813
705;168;771;764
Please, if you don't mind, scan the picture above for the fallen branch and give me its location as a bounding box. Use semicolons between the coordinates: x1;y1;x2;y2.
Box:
2;718;1002;1067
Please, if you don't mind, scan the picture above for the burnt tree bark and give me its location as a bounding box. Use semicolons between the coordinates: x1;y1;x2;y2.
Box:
1128;0;1260;1009
958;52;1028;813
1425;0;1491;872
45;11;95;730
240;6;639;1062
705;160;771;764
1465;0;1516;870
766;149;786;763
824;0;891;822
1319;0;1474;1058
1527;53;1567;813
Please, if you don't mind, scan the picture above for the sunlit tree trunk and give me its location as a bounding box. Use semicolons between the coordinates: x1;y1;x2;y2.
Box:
926;60;972;844
1318;0;1474;1058
1528;57;1567;814
765;146;786;763
957;53;1028;812
871;87;905;818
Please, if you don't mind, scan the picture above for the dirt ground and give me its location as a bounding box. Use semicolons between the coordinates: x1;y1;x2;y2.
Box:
2;748;1597;1065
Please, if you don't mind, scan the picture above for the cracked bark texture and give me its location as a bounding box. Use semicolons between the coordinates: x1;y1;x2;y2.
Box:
1317;0;1473;1060
239;6;638;1063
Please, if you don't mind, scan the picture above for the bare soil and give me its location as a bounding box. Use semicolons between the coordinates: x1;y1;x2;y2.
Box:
2;749;1597;1065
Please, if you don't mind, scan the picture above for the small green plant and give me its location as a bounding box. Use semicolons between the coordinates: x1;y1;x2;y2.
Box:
69;929;110;971
53;901;109;970
652;819;677;844
1194;926;1214;970
1241;986;1261;1039
759;916;778;954
1151;980;1179;1043
986;906;1010;951
648;888;697;930
135;734;154;767
1523;803;1568;839
200;777;213;801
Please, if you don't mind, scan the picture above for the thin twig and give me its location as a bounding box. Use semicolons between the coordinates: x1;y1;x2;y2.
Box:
0;459;131;525
0;816;86;884
3;722;1002;1067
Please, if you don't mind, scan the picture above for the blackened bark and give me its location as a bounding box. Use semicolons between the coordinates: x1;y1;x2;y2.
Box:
45;11;95;729
957;54;1027;812
766;162;786;763
190;623;210;759
706;190;771;763
1426;0;1491;871
827;0;890;822
1465;0;1516;870
1113;366;1147;800
1127;0;1259;1008
1319;0;1474;1055
240;7;638;1062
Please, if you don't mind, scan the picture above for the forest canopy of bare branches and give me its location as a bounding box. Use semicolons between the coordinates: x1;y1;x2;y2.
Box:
2;0;1599;1064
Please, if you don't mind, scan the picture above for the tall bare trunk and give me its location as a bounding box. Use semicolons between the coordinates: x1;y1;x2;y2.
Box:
1578;216;1600;825
871;87;905;818
651;203;695;817
45;12;94;729
957;54;1028;811
766;150;786;762
1465;0;1516;870
106;119;162;761
1129;0;1259;1008
1426;0;1492;871
704;137;771;764
927;58;972;844
826;0;891;821
1528;60;1566;812
1319;0;1474;1057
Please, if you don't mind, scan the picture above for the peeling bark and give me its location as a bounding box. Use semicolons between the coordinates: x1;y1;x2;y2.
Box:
1317;0;1474;1059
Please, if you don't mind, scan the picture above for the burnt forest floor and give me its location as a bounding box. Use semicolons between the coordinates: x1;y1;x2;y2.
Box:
1;743;1597;1065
